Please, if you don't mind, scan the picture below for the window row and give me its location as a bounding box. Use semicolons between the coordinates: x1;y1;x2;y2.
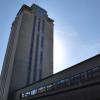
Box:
21;66;100;99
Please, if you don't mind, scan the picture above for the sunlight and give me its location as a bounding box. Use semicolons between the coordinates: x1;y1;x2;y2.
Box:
54;36;67;73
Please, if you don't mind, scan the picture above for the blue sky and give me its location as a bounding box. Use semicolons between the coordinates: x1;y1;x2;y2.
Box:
0;0;100;74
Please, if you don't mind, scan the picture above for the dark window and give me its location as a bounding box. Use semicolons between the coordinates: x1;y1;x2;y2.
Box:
65;78;70;86
38;18;41;32
93;66;100;73
93;66;100;77
42;20;45;33
33;34;40;81
25;91;31;97
47;83;56;91
41;36;44;48
57;79;65;88
70;76;75;85
80;72;86;81
30;89;37;96
46;84;53;91
39;69;42;80
52;82;57;90
38;86;46;94
40;51;43;65
70;74;81;85
74;74;81;84
39;51;43;80
21;93;25;98
87;69;93;79
27;16;37;84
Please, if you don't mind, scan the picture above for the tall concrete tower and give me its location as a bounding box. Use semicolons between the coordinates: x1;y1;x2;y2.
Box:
0;4;53;100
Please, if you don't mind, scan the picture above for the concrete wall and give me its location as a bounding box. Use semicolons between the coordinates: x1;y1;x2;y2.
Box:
0;4;54;100
34;82;100;100
14;54;100;100
9;10;33;95
0;12;23;100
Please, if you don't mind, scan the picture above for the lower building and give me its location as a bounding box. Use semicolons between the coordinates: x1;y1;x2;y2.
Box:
14;54;100;100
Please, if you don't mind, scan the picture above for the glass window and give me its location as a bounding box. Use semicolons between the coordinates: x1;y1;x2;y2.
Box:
41;36;44;48
80;72;86;81
25;91;30;97
38;86;46;94
38;18;41;32
40;51;43;65
28;16;37;84
65;78;70;86
74;74;81;83
39;69;42;80
93;66;100;73
70;76;75;85
60;80;65;84
87;69;93;79
42;20;45;33
93;66;100;77
33;34;39;81
31;89;37;96
70;74;81;85
21;93;25;98
57;79;65;88
39;51;43;80
46;84;53;91
52;82;57;90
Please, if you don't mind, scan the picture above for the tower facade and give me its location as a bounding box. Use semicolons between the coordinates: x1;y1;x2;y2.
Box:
0;4;53;100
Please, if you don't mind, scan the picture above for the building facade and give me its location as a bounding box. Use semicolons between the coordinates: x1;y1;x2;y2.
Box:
0;4;53;100
14;54;100;100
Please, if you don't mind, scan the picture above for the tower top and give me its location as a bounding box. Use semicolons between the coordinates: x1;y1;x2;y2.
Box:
16;4;47;16
16;4;54;23
31;4;47;13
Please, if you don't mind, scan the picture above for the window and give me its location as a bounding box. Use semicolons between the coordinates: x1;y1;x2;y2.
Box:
33;34;40;81
80;72;86;81
87;69;93;79
40;51;43;65
20;66;100;98
52;82;57;90
70;74;81;85
46;84;53;91
38;18;41;32
57;79;65;88
93;66;100;77
74;74;81;84
65;78;70;86
30;89;37;96
39;51;43;80
70;76;75;85
93;66;100;72
41;36;44;48
25;91;31;97
42;20;45;33
38;86;46;94
28;16;37;84
21;93;25;98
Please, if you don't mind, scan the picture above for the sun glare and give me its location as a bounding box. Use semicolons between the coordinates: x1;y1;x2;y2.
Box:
54;36;66;73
